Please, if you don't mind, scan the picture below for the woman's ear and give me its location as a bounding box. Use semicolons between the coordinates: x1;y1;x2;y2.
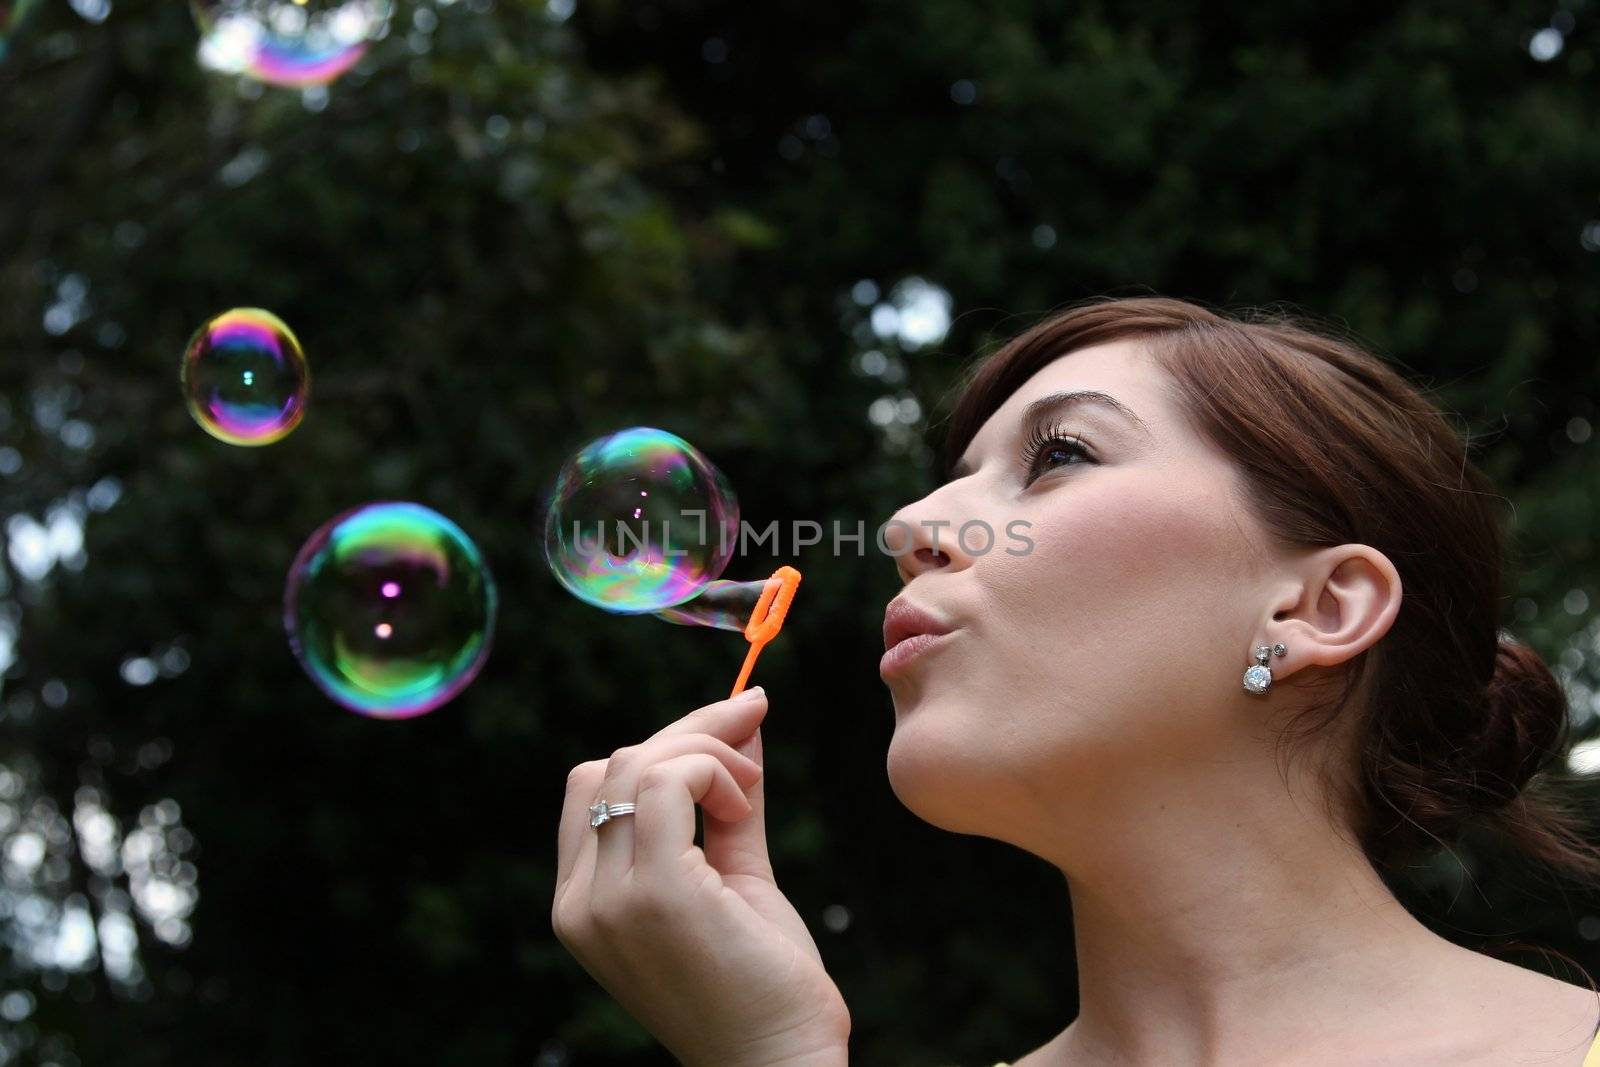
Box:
1269;544;1403;678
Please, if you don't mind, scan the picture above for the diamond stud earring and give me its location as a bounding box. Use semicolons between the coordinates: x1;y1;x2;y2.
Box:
1242;643;1287;695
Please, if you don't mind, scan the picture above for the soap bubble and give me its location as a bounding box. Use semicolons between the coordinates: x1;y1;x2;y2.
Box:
0;0;41;63
285;502;497;719
543;427;739;613
653;578;770;632
181;308;309;446
193;0;392;88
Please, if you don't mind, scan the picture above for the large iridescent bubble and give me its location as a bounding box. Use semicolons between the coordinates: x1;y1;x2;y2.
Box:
543;427;739;613
193;0;392;88
181;308;310;446
285;502;497;719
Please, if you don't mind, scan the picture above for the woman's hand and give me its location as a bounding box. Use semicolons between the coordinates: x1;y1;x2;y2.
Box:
553;687;852;1067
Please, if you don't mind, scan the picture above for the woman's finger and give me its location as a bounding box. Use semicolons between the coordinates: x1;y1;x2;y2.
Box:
582;753;750;927
631;752;753;880
591;734;762;889
703;721;774;881
642;688;767;747
554;690;768;923
556;759;608;893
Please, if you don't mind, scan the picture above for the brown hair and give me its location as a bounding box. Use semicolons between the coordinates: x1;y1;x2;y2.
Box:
939;294;1600;883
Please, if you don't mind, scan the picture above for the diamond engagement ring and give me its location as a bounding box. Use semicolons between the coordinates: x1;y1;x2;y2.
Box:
588;801;636;828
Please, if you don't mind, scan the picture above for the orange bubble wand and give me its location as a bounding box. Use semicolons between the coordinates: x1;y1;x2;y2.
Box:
729;565;801;698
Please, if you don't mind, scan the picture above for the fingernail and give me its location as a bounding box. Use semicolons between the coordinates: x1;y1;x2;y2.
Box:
735;686;765;702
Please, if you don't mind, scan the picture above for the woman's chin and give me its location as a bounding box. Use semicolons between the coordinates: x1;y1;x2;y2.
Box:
885;718;987;834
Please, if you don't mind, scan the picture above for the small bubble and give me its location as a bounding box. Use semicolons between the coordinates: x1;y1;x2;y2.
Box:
181;308;309;446
287;502;497;718
949;79;977;105
542;429;738;615
193;0;389;88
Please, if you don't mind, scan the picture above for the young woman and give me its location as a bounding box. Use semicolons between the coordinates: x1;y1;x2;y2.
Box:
554;296;1600;1066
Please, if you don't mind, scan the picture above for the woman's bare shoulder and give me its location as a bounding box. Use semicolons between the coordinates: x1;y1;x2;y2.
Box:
1420;953;1600;1064
948;955;1600;1066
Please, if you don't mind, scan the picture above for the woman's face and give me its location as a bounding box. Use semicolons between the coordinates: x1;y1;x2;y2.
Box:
881;338;1282;842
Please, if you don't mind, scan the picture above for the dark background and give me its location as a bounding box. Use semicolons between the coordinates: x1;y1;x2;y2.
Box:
3;1;1600;1063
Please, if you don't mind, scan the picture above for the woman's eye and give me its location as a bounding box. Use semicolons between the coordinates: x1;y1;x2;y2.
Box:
1022;435;1090;484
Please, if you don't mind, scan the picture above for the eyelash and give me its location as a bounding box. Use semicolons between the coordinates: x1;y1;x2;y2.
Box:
1020;423;1092;484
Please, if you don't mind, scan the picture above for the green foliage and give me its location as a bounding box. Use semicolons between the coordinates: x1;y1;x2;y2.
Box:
0;1;1598;1065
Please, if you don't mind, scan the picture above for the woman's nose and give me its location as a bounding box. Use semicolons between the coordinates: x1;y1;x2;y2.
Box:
900;544;951;582
886;497;971;583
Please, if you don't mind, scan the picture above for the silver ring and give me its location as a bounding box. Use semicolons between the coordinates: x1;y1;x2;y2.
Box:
588;801;636;828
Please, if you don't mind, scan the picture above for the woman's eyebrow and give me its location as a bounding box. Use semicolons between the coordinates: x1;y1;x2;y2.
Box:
1019;389;1151;437
948;390;1151;479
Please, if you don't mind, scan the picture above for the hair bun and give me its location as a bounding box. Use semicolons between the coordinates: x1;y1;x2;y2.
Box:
1471;634;1569;806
